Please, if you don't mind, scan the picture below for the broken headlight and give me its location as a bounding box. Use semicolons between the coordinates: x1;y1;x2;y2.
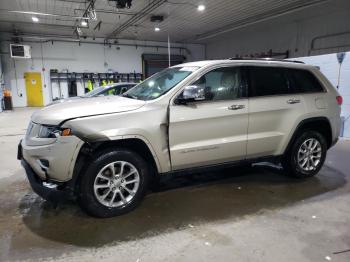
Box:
38;125;71;138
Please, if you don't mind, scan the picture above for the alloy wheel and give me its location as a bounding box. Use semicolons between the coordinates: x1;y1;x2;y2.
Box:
93;161;140;207
297;138;322;171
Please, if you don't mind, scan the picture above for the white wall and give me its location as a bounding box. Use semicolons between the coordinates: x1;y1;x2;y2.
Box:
0;39;205;107
297;52;350;137
0;54;3;112
205;0;350;59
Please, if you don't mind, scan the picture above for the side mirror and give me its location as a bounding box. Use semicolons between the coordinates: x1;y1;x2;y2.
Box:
176;85;205;104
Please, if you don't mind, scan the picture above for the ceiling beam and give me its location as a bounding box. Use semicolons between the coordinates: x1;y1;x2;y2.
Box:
73;8;137;16
0;31;191;53
0;9;88;20
57;0;86;3
0;31;189;45
0;20;75;29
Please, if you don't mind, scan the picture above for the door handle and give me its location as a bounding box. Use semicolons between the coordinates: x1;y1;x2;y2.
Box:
228;104;245;110
287;98;300;104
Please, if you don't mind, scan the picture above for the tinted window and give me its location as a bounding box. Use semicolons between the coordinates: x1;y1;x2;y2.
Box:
120;85;133;94
248;66;289;97
288;69;324;93
192;67;245;101
103;85;133;96
100;87;115;96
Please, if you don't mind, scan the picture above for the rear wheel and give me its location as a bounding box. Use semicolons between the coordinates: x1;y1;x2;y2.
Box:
282;130;327;178
78;149;150;218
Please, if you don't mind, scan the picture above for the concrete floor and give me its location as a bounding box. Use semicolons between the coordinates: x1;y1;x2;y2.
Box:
0;108;350;262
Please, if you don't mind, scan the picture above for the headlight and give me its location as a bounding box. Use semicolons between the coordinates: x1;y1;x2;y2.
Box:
38;125;71;138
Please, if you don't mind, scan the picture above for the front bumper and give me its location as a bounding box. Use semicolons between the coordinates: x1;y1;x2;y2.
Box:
18;139;79;203
20;159;74;203
20;135;83;181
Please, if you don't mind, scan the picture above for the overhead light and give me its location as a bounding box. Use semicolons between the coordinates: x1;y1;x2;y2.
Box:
81;20;88;26
154;27;160;32
197;4;206;11
32;16;39;22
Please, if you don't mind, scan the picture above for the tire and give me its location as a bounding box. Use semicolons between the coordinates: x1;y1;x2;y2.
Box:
282;130;327;178
77;148;150;218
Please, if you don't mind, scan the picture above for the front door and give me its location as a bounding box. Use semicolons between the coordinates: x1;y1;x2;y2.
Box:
169;66;248;170
24;72;43;107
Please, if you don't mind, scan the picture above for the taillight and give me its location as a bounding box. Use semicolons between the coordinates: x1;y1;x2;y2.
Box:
336;96;343;106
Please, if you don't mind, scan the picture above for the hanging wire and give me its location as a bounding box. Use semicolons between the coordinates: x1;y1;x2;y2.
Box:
167;0;171;67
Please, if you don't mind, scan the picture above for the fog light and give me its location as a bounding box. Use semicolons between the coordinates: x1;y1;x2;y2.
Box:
39;159;49;168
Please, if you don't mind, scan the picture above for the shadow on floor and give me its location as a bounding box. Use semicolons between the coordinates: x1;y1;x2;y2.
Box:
18;164;346;248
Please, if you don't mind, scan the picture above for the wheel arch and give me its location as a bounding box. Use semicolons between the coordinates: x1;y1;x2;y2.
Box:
284;117;333;155
69;137;161;193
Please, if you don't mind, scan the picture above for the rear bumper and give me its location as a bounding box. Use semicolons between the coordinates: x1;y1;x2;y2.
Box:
21;158;74;203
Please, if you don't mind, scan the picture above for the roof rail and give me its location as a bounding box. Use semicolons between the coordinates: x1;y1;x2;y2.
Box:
228;57;305;64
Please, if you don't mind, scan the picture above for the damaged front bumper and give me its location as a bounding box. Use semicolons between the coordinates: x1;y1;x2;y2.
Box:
21;159;75;203
18;141;75;203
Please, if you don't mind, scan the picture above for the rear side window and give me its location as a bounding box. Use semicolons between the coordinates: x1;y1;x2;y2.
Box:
247;66;289;97
288;69;324;93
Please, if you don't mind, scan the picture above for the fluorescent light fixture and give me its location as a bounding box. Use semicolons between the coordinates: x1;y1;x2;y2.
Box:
32;16;39;22
9;10;87;19
154;27;160;32
197;4;205;11
81;20;88;26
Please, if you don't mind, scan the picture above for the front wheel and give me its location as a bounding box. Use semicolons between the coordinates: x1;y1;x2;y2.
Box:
78;149;150;218
282;130;327;178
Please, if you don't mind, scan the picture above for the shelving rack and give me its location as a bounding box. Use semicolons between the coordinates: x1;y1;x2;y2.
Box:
50;70;143;99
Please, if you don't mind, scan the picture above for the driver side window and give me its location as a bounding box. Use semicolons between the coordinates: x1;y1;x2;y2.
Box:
192;67;245;101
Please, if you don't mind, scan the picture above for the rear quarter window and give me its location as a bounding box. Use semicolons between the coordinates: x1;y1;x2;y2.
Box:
288;69;325;93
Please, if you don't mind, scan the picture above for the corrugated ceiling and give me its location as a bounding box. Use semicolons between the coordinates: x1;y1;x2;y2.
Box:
0;0;329;43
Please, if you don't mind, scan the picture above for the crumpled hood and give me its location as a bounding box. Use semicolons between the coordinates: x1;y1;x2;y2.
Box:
32;96;146;125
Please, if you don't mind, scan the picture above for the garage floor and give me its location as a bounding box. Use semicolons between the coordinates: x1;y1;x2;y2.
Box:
1;108;350;262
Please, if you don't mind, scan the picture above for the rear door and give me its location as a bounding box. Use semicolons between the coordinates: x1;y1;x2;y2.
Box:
245;66;306;158
169;66;249;170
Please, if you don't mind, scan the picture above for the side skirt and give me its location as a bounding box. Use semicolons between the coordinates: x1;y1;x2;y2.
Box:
161;155;282;176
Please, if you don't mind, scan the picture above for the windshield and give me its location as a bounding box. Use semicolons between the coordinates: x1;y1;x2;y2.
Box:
124;66;199;101
84;85;111;97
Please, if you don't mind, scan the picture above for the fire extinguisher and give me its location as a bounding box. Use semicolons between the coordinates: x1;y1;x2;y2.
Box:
3;89;13;110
